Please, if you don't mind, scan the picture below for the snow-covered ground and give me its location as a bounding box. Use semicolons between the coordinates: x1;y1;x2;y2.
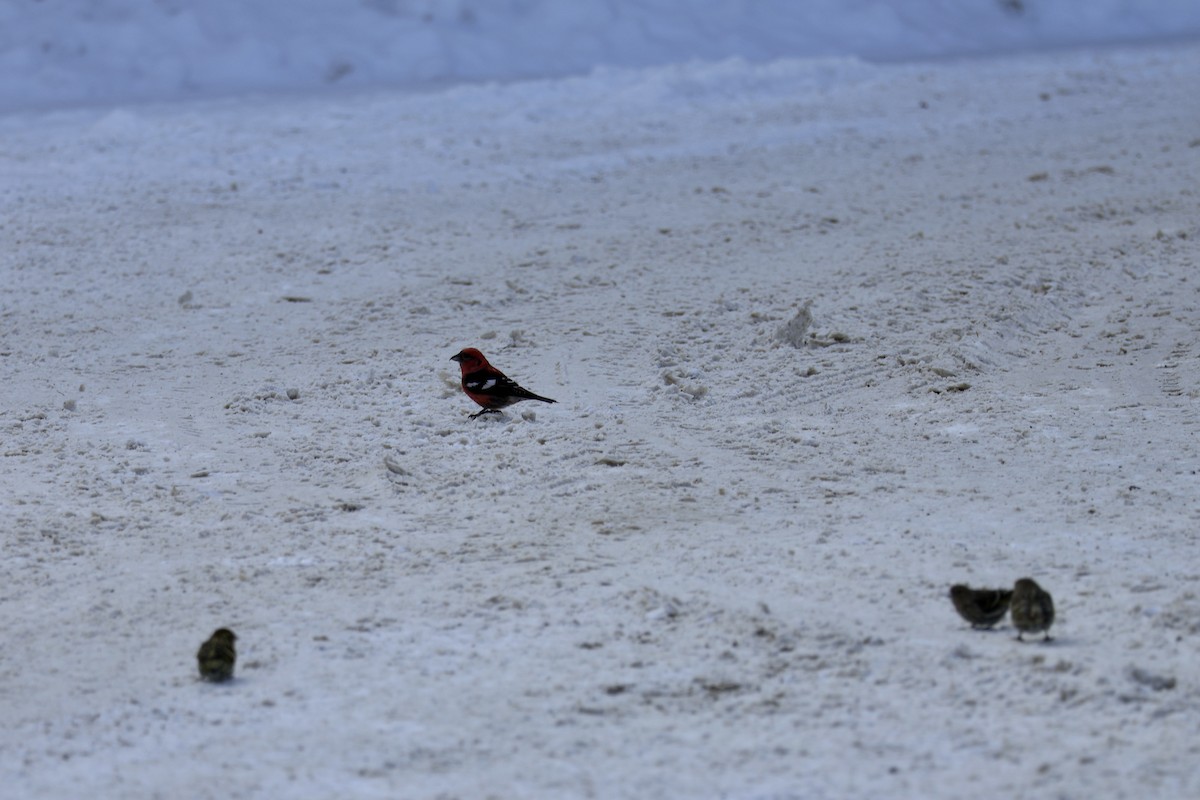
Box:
4;0;1200;111
3;2;1200;799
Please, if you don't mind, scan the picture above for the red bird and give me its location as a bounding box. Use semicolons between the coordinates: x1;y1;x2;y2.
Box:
450;348;556;419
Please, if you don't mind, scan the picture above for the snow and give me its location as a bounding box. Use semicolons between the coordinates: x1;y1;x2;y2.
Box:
3;2;1200;798
3;0;1200;111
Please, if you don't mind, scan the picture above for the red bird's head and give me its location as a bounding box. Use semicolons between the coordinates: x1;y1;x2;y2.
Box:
450;348;489;372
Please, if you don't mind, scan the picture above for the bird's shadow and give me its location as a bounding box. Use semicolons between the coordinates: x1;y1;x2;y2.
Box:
1013;634;1067;646
196;676;242;686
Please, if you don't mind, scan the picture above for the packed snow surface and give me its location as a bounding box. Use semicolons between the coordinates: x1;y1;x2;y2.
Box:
3;2;1200;799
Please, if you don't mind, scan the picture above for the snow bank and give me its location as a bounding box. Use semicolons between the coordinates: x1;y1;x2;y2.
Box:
2;0;1199;111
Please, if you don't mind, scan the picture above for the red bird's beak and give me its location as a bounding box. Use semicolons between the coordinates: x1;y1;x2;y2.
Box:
450;353;462;363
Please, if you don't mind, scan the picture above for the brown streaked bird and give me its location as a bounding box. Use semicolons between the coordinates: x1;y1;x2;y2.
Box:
450;348;556;419
197;628;237;682
949;584;1013;629
1010;578;1055;642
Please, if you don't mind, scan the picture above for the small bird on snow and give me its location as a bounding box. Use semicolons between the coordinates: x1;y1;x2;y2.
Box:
1010;578;1055;642
197;628;237;682
949;584;1013;629
450;348;556;419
